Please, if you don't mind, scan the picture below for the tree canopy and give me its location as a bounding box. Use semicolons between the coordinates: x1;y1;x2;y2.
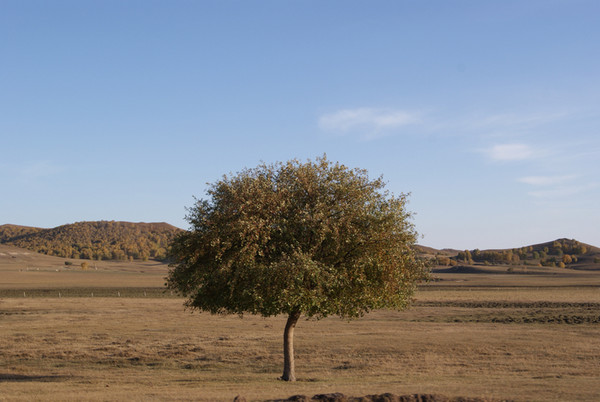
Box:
167;156;428;380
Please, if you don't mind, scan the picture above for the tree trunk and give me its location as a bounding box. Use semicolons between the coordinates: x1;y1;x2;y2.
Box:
281;310;301;381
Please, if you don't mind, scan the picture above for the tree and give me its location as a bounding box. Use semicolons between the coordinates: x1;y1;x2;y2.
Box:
457;250;473;264
167;156;428;381
511;253;520;265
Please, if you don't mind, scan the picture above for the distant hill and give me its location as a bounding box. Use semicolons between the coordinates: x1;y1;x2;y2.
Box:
414;244;459;258
420;238;600;270
0;224;43;242
0;221;182;261
2;224;598;269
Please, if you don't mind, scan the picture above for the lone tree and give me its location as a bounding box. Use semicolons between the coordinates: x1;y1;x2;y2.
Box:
167;156;427;381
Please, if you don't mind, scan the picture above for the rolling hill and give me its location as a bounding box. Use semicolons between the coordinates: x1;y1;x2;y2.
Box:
0;221;182;261
422;238;600;271
2;220;598;270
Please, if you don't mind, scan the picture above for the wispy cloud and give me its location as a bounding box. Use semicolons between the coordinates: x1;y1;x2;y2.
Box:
19;161;64;181
518;175;577;186
528;183;598;198
517;172;597;200
422;109;574;139
318;108;419;139
485;143;536;161
467;111;569;131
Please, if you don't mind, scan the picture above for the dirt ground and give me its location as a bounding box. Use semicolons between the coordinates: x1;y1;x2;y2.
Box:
1;247;599;401
0;290;598;401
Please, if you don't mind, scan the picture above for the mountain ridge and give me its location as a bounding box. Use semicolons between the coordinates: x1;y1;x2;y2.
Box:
418;238;600;270
0;221;182;261
416;238;600;255
2;221;598;267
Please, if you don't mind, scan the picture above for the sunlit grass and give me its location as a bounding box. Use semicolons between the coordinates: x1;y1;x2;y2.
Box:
1;294;599;401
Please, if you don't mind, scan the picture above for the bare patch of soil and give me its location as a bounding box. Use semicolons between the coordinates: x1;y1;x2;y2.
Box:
417;301;600;309
412;300;600;324
0;373;70;382
266;393;507;402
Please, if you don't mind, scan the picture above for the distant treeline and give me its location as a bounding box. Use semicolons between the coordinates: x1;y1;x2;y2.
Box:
0;221;182;261
433;239;595;268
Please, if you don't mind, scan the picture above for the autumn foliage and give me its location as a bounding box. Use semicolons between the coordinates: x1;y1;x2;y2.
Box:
0;221;180;261
167;156;427;380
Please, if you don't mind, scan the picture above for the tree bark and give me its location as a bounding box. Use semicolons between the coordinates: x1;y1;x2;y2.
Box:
281;310;301;381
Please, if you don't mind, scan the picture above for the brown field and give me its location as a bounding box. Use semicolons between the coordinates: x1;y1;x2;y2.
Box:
1;245;599;401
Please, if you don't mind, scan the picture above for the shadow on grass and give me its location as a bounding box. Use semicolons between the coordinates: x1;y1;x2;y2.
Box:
0;373;69;382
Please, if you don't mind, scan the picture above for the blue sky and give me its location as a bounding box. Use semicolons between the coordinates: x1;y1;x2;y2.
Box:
1;1;599;250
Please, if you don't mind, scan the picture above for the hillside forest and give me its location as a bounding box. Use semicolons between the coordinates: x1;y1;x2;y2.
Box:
2;221;598;269
430;239;599;268
0;221;182;261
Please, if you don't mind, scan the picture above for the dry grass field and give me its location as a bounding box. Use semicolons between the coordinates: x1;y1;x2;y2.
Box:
1;245;599;401
0;244;167;291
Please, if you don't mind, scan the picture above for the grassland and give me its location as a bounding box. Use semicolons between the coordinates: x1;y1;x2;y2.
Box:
1;245;599;401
